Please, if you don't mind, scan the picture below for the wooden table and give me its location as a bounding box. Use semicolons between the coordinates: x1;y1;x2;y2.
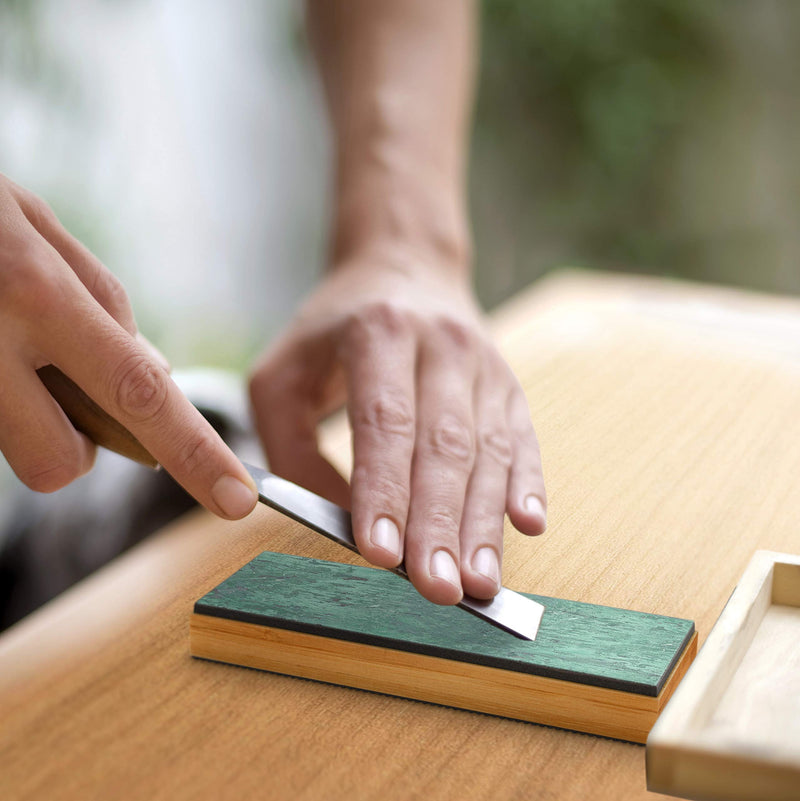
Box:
2;270;799;801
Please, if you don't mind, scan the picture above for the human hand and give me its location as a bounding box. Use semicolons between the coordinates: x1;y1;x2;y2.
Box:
249;253;546;605
0;174;257;518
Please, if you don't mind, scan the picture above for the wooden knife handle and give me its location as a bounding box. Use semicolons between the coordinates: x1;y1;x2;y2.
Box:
36;365;159;469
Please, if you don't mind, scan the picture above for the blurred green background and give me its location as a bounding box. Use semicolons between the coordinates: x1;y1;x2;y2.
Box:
1;0;799;363
472;0;800;306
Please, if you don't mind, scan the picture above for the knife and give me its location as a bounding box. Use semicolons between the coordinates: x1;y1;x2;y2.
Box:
39;365;545;640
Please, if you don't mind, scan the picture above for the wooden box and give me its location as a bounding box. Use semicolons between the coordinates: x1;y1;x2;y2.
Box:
190;551;696;743
647;550;800;800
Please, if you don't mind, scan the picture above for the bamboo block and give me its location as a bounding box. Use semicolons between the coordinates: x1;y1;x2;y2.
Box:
190;551;696;743
646;550;800;801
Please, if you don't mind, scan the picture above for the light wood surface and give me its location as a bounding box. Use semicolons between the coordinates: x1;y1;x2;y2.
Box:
647;550;800;801
3;269;800;800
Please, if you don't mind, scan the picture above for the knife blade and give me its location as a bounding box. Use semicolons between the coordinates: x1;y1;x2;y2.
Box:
245;463;544;641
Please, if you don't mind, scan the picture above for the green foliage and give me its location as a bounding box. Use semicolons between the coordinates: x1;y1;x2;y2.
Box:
472;0;725;304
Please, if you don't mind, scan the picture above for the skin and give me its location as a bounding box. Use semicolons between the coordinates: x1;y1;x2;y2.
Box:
250;0;547;605
0;175;258;520
0;0;546;607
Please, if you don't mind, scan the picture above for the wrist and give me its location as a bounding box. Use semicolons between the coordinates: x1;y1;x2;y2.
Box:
330;143;471;278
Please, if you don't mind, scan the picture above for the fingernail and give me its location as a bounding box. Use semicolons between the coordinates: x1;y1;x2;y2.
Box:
430;550;461;588
525;494;546;524
371;517;400;558
472;547;500;588
212;474;257;519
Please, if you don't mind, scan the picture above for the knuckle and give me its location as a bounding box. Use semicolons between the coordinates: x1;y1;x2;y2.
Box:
0;242;59;313
432;316;475;352
354;392;415;438
477;426;513;467
353;465;410;508
427;503;461;535
428;414;474;464
112;353;169;423
249;352;300;408
90;268;131;318
20;192;59;230
345;302;413;343
176;428;219;477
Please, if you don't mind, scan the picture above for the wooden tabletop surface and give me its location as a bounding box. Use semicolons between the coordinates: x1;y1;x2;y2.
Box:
2;269;799;801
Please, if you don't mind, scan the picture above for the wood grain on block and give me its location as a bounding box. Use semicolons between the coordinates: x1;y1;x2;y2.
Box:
191;551;697;742
646;550;800;801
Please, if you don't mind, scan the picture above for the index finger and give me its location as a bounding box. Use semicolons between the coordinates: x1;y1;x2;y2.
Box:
44;285;257;520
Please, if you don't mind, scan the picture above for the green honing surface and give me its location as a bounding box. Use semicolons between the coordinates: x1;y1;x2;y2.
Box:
194;551;694;696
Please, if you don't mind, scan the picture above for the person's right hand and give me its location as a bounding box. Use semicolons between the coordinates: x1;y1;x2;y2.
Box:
0;173;257;519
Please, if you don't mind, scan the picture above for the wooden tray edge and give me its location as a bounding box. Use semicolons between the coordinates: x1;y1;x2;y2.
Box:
646;550;800;799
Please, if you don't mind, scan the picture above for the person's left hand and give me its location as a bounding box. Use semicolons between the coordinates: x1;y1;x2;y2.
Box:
249;251;546;605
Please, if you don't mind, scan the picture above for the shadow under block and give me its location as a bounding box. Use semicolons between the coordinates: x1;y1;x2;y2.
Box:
647;551;800;801
190;551;697;743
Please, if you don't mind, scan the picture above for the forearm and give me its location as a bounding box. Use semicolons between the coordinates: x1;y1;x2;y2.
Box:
306;0;477;274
